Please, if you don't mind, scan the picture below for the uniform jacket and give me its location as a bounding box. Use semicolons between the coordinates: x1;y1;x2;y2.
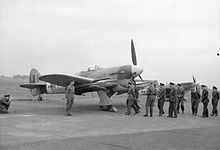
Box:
201;89;209;103
191;91;200;102
169;88;178;102
212;91;220;102
158;87;166;101
128;86;136;100
0;97;10;110
65;85;75;99
177;87;185;100
0;97;10;107
146;86;156;101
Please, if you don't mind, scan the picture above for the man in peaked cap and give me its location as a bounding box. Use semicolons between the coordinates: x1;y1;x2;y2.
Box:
210;86;219;116
65;81;75;116
177;83;185;114
191;86;200;116
157;83;166;116
201;85;209;117
168;82;178;118
0;95;11;113
144;82;157;117
125;81;139;115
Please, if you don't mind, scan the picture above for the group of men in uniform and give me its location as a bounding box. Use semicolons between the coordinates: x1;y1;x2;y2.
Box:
1;80;219;118
66;80;220;118
200;85;220;117
125;81;220;119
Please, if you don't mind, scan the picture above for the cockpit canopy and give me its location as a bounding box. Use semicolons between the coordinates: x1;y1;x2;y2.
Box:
87;65;102;71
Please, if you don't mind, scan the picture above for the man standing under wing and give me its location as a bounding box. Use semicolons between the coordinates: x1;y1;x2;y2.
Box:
65;81;75;116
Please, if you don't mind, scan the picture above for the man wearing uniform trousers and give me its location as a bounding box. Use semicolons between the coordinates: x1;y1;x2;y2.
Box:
158;83;166;116
177;83;185;114
0;95;11;113
201;85;209;118
168;82;178;118
210;86;219;116
125;82;139;115
191;87;200;116
65;81;75;116
133;83;141;114
143;83;157;117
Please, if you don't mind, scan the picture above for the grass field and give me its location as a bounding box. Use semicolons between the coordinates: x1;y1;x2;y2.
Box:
0;77;32;99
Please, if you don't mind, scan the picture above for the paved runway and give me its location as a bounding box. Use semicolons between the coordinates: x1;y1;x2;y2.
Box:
1;95;220;150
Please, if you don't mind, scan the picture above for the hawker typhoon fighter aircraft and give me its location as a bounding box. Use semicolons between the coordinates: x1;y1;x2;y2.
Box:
20;40;144;111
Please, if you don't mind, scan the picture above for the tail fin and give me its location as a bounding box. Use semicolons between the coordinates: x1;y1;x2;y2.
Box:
29;68;41;83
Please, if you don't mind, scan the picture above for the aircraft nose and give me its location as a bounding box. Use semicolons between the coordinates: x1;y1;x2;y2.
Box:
131;66;143;77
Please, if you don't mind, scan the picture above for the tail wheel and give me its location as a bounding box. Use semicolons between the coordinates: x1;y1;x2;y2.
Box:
38;96;43;101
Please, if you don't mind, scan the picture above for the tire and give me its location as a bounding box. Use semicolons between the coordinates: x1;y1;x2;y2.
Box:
38;97;43;101
99;105;112;111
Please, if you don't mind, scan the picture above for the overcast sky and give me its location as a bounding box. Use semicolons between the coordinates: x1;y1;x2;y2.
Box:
0;0;219;88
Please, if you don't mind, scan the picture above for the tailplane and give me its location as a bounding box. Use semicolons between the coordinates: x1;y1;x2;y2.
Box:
29;68;41;83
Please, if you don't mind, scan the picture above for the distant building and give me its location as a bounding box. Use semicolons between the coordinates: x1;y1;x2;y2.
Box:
12;75;29;80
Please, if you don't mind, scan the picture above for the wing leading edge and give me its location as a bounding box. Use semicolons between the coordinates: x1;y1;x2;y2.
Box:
39;74;94;87
20;83;46;89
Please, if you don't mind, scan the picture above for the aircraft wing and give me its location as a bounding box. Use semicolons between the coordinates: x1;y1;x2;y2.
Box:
20;83;46;89
39;74;97;87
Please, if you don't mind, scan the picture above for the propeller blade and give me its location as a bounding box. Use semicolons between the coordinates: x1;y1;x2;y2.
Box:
192;76;196;83
131;39;137;65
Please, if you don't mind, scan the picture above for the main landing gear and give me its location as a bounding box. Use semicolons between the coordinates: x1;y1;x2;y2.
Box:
99;105;118;112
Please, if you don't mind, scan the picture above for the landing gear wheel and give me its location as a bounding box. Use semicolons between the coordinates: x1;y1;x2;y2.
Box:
38;96;43;101
99;105;112;111
99;105;118;112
